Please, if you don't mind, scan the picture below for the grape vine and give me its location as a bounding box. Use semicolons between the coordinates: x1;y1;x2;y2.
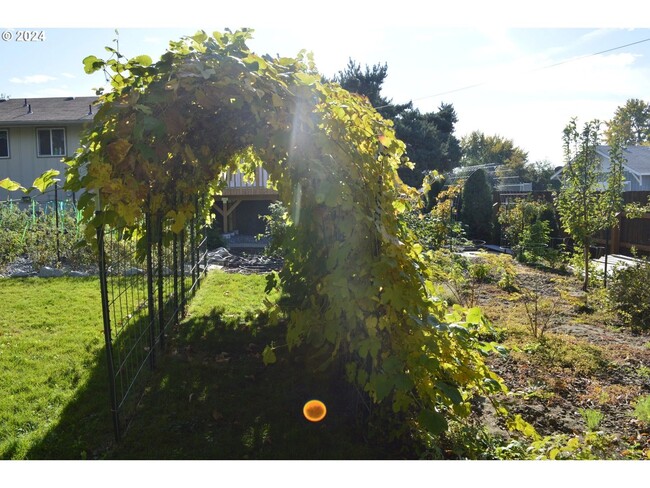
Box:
66;29;508;441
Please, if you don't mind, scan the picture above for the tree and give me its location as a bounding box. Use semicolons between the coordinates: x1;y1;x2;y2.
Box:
460;168;493;242
332;59;462;188
556;118;625;291
460;131;528;171
605;98;650;146
332;59;411;120
394;104;462;187
523;159;560;191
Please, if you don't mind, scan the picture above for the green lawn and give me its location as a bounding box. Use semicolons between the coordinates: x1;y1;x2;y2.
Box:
0;277;106;459
1;271;391;459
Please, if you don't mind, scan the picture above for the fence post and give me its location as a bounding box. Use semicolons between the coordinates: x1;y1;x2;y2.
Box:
157;213;165;350
190;210;196;286
96;211;121;442
173;230;179;326
180;228;186;312
195;197;202;289
54;181;60;264
145;207;156;370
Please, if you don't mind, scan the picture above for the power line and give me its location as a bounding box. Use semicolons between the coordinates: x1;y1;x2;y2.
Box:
380;36;650;108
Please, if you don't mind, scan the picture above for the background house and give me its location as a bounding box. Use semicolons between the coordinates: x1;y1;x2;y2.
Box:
551;145;650;191
0;96;97;202
1;96;277;248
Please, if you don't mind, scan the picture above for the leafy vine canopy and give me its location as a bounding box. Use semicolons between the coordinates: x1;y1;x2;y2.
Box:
66;29;508;438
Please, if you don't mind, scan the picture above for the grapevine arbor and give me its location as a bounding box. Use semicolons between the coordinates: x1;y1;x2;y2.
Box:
66;30;507;441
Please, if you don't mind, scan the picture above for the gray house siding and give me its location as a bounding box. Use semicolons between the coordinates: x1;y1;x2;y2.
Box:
0;96;95;202
0;124;83;202
552;145;650;192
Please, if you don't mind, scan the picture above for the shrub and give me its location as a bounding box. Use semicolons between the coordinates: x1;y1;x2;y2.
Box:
401;185;463;251
633;395;650;425
608;258;650;330
260;201;289;257
580;408;604;431
498;198;554;265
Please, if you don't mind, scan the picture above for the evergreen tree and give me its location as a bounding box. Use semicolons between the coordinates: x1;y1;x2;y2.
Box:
331;59;461;188
460;168;493;242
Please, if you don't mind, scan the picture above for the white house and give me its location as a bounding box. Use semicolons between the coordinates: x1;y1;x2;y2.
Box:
0;96;98;201
551;145;650;191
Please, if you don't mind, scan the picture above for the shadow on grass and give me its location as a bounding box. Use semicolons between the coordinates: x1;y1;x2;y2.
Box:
28;307;397;459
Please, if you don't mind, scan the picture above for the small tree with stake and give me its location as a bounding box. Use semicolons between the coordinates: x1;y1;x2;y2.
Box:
557;118;624;291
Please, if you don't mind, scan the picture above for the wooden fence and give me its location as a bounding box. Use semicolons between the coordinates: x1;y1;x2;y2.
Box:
493;190;650;255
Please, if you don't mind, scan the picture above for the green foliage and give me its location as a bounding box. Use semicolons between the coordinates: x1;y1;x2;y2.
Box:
460;168;493;241
460;131;528;171
605;98;650;145
525;431;617;460
523;159;560;191
260;201;289;257
332;59;412;120
580;408;604;431
633;395;650;425
0;202;94;271
498;198;554;264
400;183;462;251
518;280;558;340
331;60;461;187
608;258;650;330
557;118;625;291
67;29;508;444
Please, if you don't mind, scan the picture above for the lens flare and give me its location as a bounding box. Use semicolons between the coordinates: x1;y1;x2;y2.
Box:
303;399;327;422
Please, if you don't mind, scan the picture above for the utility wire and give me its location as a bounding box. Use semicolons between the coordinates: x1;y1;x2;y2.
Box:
377;36;650;108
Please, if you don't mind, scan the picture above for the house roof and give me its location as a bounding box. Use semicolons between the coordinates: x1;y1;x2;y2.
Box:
596;145;650;176
0;96;99;125
551;144;650;180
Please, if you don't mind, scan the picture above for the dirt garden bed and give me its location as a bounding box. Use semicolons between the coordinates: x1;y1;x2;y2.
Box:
470;257;650;457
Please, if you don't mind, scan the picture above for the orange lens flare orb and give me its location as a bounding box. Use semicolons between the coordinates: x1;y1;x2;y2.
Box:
303;399;327;422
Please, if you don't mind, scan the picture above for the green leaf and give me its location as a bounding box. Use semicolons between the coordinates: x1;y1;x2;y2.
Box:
31;169;60;193
262;345;276;365
130;54;152;67
83;55;104;74
294;72;320;86
435;381;463;404
191;31;208;44
417;409;448;435
373;374;393;402
0;177;25;192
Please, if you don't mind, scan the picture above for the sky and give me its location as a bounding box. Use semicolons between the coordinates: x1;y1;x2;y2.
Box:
2;1;650;169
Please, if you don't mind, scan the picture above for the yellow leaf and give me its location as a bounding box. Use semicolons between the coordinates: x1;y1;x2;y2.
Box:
106;139;132;164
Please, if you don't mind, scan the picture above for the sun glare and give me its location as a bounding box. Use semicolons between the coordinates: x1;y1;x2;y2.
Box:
303;399;327;422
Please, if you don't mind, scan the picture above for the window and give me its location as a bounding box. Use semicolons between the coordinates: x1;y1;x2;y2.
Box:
0;129;8;158
37;128;66;157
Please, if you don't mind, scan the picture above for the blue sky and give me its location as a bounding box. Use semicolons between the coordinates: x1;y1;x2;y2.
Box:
2;1;650;167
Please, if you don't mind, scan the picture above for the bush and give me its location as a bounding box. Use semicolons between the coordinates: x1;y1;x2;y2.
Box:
608;258;650;330
633;395;650;425
498;198;554;265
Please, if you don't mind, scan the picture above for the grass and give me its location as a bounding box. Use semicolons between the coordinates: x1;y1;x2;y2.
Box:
106;271;391;459
0;277;105;459
1;271;397;459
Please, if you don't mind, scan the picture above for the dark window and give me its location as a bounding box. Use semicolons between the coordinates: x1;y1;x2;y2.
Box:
37;128;66;156
0;130;8;158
